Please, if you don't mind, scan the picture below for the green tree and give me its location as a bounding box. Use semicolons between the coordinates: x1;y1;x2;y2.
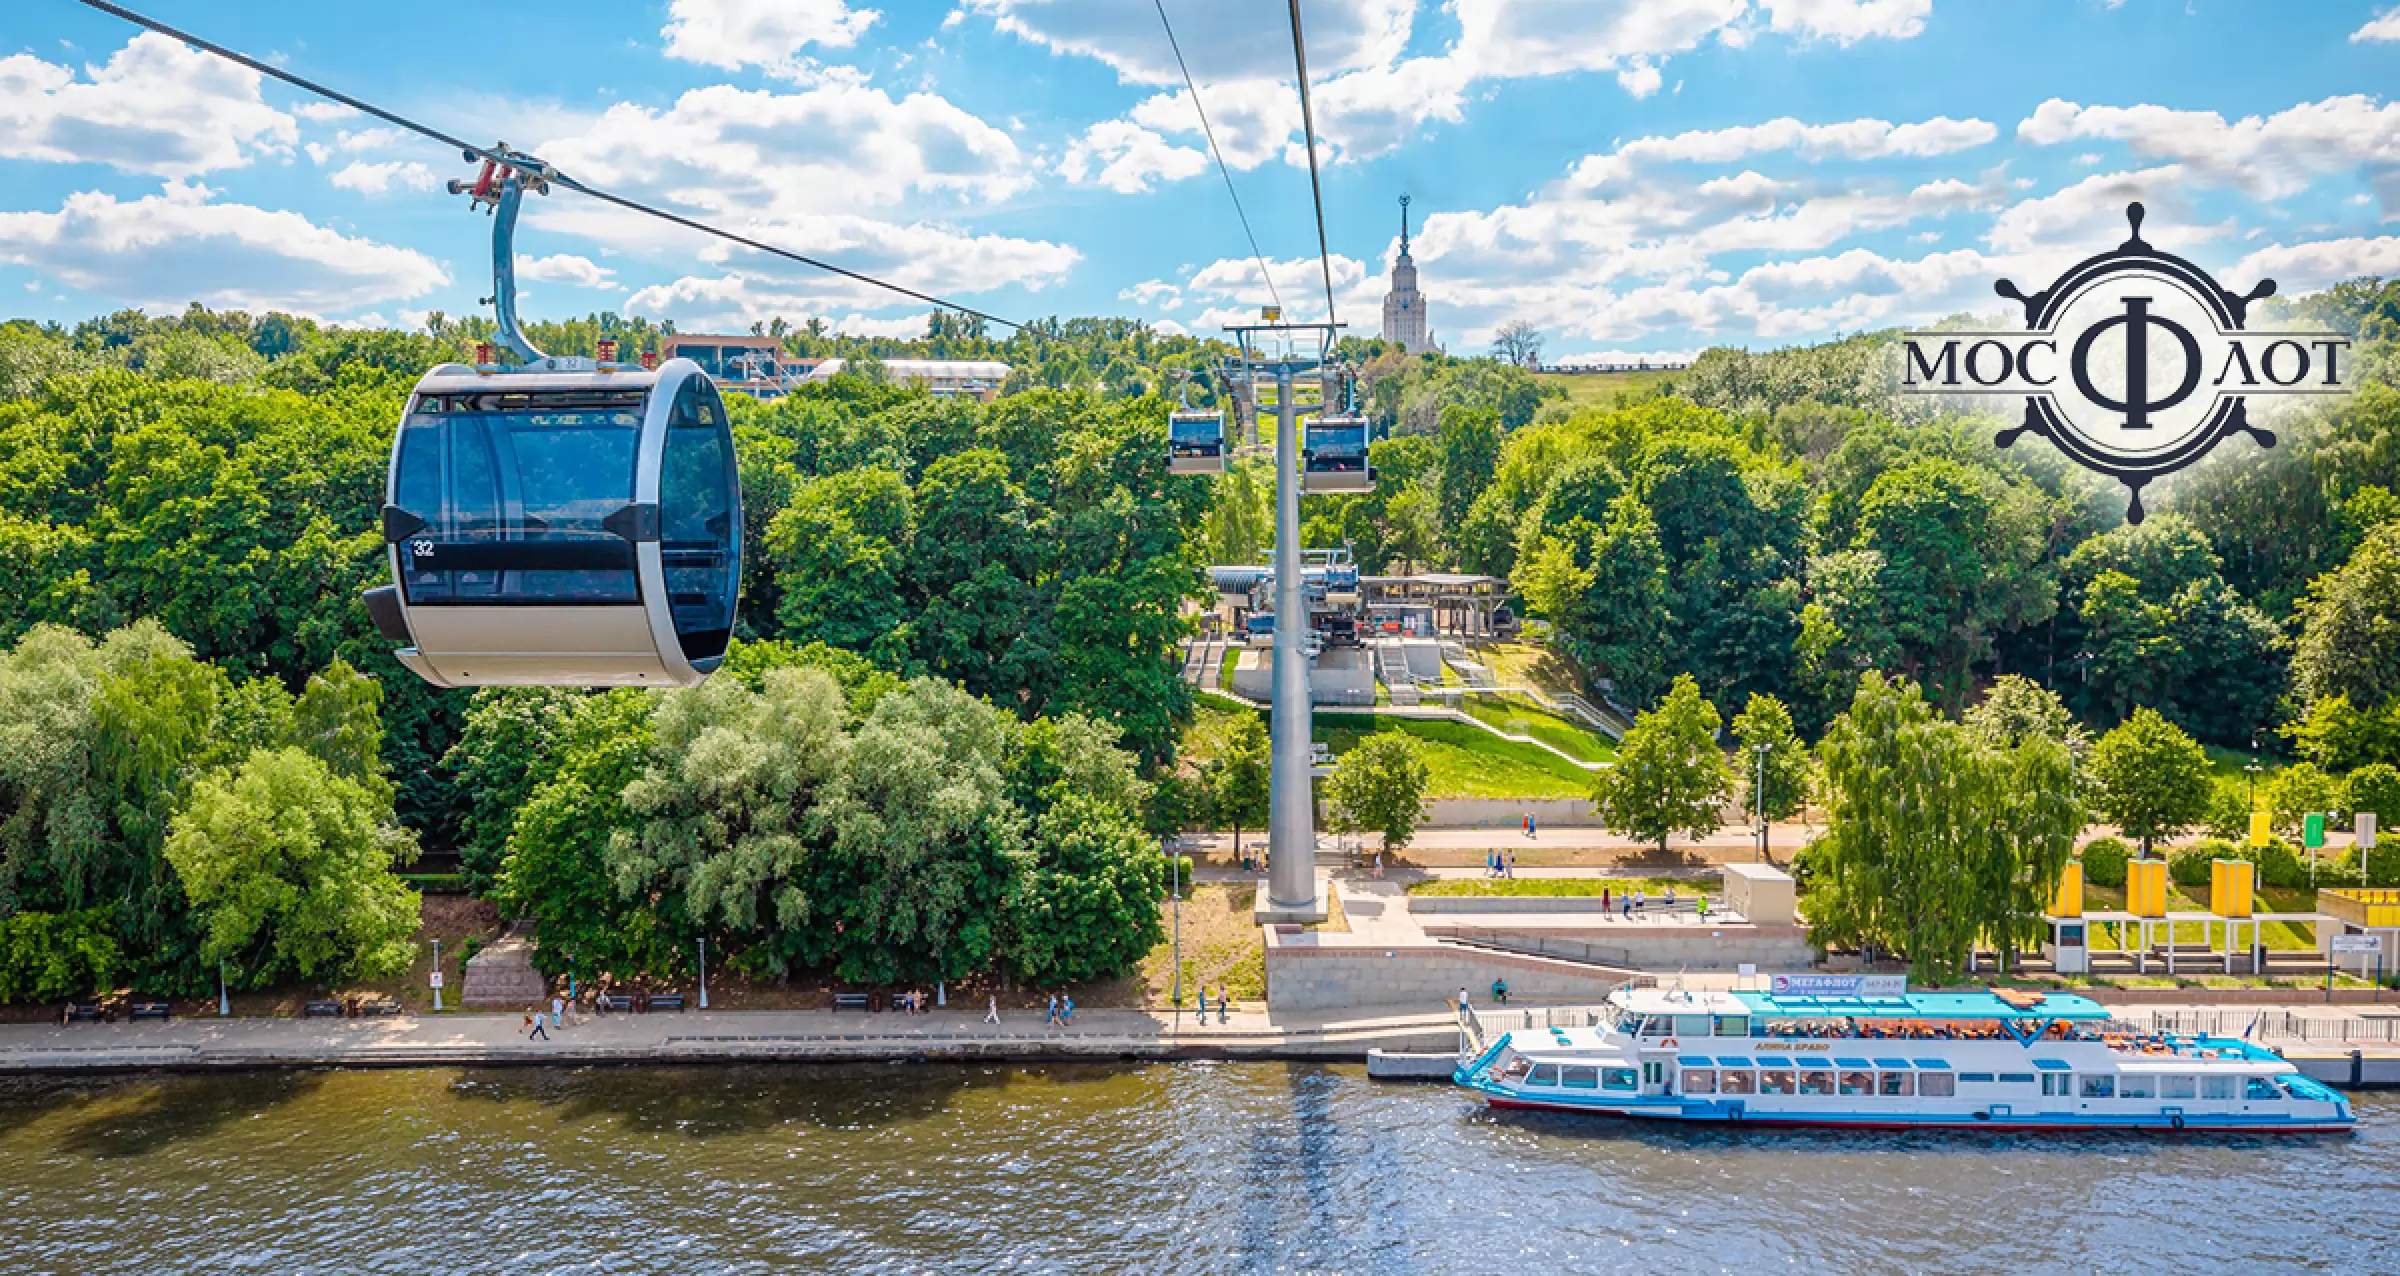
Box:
163;747;419;988
1326;731;1432;852
1963;674;2089;755
1593;674;1732;854
1850;458;2055;705
1435;405;1503;532
497;689;684;981
2347;763;2400;825
1192;711;1270;862
1809;674;2080;980
1730;692;1809;822
2294;524;2400;709
790;678;1029;985
2089;709;2213;856
2282;694;2400;771
2264;762;2344;840
608;668;850;971
444;688;580;894
1003;794;1164;986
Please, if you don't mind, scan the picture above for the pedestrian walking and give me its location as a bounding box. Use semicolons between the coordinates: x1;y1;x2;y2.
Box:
1457;986;1470;1010
1046;993;1059;1027
1696;894;1710;920
984;993;1001;1025
525;1008;548;1042
1061;994;1075;1026
1218;991;1230;1024
1602;886;1612;912
550;995;563;1030
1504;849;1516;879
1528;812;1537;840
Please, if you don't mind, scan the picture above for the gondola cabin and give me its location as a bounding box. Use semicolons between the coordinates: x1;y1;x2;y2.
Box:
362;357;741;687
1302;414;1373;494
1168;408;1227;475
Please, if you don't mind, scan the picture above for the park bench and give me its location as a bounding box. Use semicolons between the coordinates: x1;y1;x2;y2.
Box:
302;999;345;1018
642;993;686;1013
127;1000;172;1022
831;993;871;1013
353;995;403;1017
598;993;636;1014
61;1001;107;1024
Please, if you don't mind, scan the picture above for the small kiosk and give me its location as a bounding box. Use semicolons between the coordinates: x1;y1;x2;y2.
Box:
2044;861;2089;974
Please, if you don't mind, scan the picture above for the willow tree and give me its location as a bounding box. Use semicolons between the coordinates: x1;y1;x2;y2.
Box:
1812;674;2081;982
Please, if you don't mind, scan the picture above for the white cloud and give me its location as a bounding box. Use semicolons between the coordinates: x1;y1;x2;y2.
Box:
1981;165;2215;254
0;182;447;315
2353;8;2400;41
1568;113;1997;188
608;210;1077;323
329;160;439;195
538;82;1031;219
1762;0;1932;45
967;0;1414;86
2232;236;2400;293
517;254;617;288
831;312;934;338
662;0;880;74
0;32;296;177
1017;0;1940;177
294;102;360;123
2018;95;2400;202
1060;119;1206;193
1119;279;1183;309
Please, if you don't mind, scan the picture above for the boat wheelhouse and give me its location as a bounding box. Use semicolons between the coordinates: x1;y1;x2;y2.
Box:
1454;982;2352;1133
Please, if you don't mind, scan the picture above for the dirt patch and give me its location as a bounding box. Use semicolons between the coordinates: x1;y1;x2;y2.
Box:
1132;884;1265;1009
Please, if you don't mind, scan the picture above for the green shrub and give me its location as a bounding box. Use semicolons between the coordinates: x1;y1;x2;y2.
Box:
399;872;470;894
2251;838;2311;890
0;910;121;1003
2347;763;2400;825
2080;837;2130;888
2339;845;2400;888
2169;840;2231;888
1161;855;1196;895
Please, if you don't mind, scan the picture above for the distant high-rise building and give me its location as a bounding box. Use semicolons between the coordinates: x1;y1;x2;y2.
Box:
1380;194;1433;354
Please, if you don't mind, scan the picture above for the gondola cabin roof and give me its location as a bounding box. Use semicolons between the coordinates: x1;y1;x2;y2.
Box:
413;363;666;397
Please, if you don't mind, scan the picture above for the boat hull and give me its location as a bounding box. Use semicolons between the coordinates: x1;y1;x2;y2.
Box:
1476;1093;2353;1134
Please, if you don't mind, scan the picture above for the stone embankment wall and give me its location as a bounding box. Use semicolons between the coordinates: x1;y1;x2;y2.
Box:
1261;927;1634;1012
1423;798;1602;827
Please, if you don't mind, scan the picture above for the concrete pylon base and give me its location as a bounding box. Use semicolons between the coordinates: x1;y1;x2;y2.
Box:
1254;872;1334;926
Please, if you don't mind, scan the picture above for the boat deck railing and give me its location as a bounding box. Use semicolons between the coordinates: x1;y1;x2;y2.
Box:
2109;1009;2400;1047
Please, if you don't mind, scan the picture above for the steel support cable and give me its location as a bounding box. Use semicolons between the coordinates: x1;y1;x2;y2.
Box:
1284;0;1340;328
1151;0;1283;318
66;0;1026;330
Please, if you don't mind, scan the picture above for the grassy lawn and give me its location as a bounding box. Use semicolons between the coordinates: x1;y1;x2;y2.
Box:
1461;692;1616;764
2080;882;2322;951
1408;876;1711;898
1218;647;1242;689
1316;714;1593;800
1477;641;1585;697
1136;883;1265;1006
1535;369;1679;410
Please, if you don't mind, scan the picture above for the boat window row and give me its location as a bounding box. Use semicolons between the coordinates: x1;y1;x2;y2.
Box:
1676;1062;1957;1098
1626;1015;1749;1038
1517;1063;1640;1091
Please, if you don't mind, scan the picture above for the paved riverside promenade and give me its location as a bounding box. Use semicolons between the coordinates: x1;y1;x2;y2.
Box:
0;1005;1460;1074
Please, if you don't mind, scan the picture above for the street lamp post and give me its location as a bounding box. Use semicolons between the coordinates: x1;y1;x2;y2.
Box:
1169;842;1183;1030
697;936;709;1010
218;961;230;1018
431;938;443;1012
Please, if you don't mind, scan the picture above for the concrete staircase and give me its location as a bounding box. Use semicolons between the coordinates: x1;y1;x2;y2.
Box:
460;922;550;1007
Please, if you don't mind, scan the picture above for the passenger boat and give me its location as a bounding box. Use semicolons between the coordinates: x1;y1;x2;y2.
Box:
1454;979;2353;1133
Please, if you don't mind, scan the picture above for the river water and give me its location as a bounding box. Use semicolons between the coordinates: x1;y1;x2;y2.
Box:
0;1063;2387;1274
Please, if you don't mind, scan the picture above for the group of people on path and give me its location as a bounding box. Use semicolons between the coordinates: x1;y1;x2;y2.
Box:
1485;848;1516;878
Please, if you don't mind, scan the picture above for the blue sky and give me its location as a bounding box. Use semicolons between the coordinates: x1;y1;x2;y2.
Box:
3;0;2397;360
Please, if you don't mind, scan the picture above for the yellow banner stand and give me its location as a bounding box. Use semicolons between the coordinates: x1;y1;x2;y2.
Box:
2050;861;2084;918
2249;810;2272;848
2126;858;2168;918
2210;858;2255;919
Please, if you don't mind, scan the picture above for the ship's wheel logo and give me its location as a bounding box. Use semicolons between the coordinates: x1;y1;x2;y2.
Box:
1900;203;2353;521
